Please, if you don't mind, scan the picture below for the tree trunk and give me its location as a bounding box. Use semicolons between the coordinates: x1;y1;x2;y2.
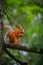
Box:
0;0;4;65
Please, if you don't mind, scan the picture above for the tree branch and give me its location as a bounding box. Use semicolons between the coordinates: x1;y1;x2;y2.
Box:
26;0;43;8
4;47;28;65
3;44;43;54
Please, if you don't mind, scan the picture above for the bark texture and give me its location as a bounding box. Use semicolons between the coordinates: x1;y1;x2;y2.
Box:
0;0;4;65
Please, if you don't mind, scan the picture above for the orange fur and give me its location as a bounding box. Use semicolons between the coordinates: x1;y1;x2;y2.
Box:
8;25;24;45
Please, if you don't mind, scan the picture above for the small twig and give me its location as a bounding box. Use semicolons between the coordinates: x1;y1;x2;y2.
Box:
4;47;28;65
4;9;13;27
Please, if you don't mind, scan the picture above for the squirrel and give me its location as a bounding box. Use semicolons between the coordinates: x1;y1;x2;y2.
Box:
4;24;24;45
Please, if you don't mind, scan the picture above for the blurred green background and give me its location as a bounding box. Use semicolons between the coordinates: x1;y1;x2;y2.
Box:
3;0;43;65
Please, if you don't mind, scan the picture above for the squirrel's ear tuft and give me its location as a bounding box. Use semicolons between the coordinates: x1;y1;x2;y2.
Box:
18;24;22;28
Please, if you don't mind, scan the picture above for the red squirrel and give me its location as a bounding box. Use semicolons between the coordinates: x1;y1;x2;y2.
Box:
8;25;24;45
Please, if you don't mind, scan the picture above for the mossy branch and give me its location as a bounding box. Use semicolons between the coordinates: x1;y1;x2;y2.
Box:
3;43;43;54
